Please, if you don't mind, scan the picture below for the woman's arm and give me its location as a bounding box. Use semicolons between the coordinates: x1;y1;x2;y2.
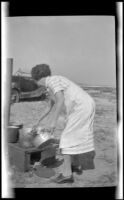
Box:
49;90;64;130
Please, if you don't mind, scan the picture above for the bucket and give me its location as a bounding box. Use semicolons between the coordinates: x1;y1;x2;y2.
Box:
7;126;20;143
9;123;23;129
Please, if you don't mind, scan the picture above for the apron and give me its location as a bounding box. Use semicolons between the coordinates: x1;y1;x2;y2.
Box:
59;83;95;154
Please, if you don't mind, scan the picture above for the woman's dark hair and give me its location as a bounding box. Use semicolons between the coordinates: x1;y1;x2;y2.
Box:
31;64;51;80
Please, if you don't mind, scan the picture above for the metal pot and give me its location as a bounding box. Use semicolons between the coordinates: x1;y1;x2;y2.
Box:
32;130;53;148
19;127;54;148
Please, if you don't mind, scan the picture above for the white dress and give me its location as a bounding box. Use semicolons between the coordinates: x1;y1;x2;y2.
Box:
45;75;95;155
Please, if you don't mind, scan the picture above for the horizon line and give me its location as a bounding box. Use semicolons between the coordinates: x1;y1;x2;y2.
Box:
77;82;116;88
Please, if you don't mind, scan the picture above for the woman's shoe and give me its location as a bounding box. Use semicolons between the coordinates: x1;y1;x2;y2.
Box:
71;165;83;175
51;173;74;184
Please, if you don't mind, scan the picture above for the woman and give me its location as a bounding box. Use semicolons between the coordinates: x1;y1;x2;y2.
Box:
31;64;96;184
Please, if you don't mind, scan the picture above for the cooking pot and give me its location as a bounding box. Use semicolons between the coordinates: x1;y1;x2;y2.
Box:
19;127;54;148
32;129;54;148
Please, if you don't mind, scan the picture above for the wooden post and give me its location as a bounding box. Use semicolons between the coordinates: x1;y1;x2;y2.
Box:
5;58;13;127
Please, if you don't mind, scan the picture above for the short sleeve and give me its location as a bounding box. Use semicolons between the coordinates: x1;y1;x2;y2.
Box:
46;76;65;95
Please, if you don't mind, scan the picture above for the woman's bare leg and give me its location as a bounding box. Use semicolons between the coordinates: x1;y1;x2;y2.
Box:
60;154;72;177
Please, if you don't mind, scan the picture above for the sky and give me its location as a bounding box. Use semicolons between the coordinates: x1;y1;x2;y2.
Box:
7;16;116;87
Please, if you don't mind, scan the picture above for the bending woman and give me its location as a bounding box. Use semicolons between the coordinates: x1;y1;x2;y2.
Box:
31;64;96;184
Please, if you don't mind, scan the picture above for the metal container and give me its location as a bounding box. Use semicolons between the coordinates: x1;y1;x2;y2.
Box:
19;127;54;148
11;123;23;129
33;131;52;148
7;126;19;143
